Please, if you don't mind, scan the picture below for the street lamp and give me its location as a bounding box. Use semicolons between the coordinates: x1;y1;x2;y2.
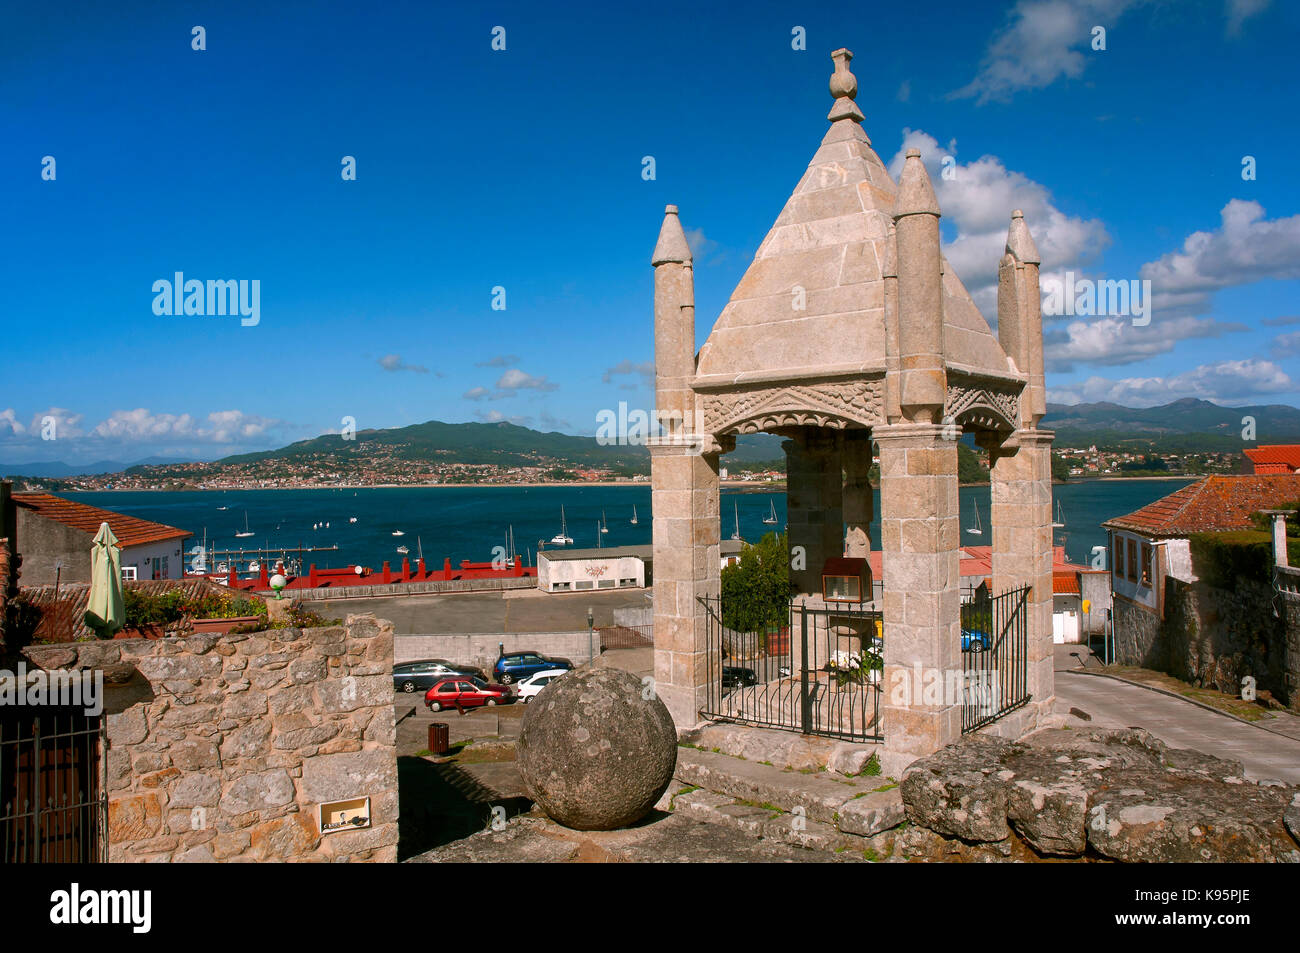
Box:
587;606;594;664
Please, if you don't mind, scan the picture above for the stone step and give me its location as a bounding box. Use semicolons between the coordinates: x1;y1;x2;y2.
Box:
679;722;882;776
672;788;863;854
673;746;903;835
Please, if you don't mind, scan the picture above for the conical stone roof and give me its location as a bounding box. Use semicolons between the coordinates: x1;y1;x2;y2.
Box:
694;49;1017;391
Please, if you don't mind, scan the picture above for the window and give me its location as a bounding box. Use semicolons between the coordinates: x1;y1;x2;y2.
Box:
1141;544;1153;587
597;579;615;588
1126;539;1138;582
574;580;594;590
1112;537;1123;580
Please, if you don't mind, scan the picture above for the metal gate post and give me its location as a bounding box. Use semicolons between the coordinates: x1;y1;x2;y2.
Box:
799;601;810;734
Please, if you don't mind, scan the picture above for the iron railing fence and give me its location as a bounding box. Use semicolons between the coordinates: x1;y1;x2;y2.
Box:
699;596;883;743
960;584;1031;733
0;707;107;863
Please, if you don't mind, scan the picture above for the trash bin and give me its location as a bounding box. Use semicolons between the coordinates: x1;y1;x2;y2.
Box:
428;722;449;755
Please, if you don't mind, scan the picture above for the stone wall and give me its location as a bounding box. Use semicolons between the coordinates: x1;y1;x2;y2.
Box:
1115;575;1298;708
1162;577;1294;705
395;631;595;671
1112;593;1163;668
22;613;398;862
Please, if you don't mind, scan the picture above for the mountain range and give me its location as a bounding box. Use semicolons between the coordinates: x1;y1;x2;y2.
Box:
4;399;1297;480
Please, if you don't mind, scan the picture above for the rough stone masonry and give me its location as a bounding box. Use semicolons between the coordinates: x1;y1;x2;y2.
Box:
21;613;399;862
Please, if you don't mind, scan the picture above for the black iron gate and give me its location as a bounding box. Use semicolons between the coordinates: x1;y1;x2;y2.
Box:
960;584;1031;733
0;706;107;862
700;596;883;743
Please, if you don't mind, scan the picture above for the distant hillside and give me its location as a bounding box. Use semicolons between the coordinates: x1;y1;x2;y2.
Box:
1;456;196;478
1042;398;1300;451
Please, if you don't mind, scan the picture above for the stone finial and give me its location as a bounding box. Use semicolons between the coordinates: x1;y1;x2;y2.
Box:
1006;209;1041;265
652;205;692;266
827;48;865;124
894;149;940;218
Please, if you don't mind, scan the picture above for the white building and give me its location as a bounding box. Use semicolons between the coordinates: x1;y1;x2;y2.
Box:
538;540;744;593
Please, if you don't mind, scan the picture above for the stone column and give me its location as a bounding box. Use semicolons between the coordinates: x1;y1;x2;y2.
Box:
651;441;721;730
784;430;842;596
989;428;1055;719
875;423;961;766
842;432;874;560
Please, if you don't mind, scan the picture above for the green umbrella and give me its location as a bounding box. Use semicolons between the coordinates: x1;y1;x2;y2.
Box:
85;521;125;637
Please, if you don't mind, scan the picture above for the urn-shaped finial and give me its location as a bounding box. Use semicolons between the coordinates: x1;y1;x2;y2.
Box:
828;48;865;123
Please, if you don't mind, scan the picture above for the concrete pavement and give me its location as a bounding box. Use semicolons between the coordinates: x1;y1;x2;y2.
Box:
1054;670;1300;783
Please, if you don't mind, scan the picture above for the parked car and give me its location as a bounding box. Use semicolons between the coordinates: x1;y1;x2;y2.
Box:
516;669;570;703
493;651;574;684
394;659;488;693
424;677;513;711
721;666;758;692
961;628;990;653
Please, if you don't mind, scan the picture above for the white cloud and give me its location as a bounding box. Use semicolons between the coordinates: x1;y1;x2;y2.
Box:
887;130;1110;315
463;386;493;401
1045;315;1246;371
952;0;1139;104
1272;330;1300;357
1226;0;1271;35
378;353;429;374
88;408;282;443
684;227;717;261
602;359;654;386
202;410;279;443
1141;200;1300;318
474;409;532;426
495;368;558;393
29;408;85;439
0;409;25;436
1047;359;1297;407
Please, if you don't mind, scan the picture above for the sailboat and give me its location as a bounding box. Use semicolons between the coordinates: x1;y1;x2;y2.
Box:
396;545;409;555
235;512;254;538
967;501;983;536
731;501;741;542
550;506;573;546
596;523;603;548
630;504;638;525
600;510;609;534
762;499;778;524
392;530;405;537
1052;500;1065;529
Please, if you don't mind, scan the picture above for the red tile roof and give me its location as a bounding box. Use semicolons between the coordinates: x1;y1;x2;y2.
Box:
1243;444;1300;473
14;493;191;548
1103;474;1300;538
1053;572;1080;595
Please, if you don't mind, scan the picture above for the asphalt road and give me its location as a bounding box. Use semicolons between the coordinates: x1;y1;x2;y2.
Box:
1055;670;1300;783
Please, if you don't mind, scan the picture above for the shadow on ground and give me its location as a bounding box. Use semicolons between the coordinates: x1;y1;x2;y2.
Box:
397;754;532;861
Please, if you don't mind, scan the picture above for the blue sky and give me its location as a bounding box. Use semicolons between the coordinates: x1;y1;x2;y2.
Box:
3;0;1299;464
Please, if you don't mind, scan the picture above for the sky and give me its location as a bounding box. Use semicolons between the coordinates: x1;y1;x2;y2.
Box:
3;0;1299;464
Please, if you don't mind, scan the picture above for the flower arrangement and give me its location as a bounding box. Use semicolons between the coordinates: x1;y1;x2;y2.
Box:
826;648;883;687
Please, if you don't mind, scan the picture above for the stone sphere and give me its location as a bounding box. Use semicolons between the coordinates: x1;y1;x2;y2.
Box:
516;667;677;831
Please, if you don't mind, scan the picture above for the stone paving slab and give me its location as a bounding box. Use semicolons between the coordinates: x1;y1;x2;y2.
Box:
406;812;854;863
674;746;874;825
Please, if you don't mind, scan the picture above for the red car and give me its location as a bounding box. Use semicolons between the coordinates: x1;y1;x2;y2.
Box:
424;677;513;712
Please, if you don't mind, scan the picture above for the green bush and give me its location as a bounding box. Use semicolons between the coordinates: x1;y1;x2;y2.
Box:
1189;531;1299;589
720;531;792;633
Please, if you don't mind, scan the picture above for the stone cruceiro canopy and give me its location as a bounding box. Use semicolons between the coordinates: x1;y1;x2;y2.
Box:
647;47;1057;768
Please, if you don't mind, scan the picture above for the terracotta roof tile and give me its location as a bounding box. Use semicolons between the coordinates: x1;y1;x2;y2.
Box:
1243;444;1300;472
14;493;191;548
1102;474;1300;538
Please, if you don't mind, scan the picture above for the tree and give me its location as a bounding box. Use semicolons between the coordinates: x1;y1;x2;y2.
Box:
720;531;792;632
1051;451;1070;482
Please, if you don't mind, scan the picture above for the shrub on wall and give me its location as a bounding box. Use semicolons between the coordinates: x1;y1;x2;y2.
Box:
1189;531;1300;589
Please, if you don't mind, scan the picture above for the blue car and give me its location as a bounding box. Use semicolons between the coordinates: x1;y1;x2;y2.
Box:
961;629;990;653
494;651;574;684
